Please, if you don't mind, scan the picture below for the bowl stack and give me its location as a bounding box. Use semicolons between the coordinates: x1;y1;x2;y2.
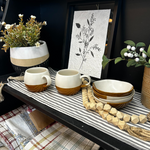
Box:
92;79;134;109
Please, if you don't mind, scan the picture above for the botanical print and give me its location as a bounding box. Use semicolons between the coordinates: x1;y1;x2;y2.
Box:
68;9;110;78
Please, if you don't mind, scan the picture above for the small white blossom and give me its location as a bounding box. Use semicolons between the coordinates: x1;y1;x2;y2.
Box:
127;45;131;50
135;58;139;62
35;42;40;47
3;44;6;47
43;21;47;25
140;47;144;52
142;53;147;58
0;39;2;42
31;15;36;19
124;52;128;57
127;53;132;57
134;53;138;57
2;21;5;25
18;14;23;18
131;46;136;51
130;54;133;58
5;24;11;30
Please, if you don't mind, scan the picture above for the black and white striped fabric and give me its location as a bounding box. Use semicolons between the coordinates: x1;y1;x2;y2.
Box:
7;68;150;150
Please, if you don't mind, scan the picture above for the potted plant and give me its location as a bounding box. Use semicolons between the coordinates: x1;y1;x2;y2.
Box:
102;40;150;109
0;14;49;75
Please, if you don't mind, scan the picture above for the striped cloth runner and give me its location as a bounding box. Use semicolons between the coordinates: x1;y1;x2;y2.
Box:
7;68;150;150
23;122;99;150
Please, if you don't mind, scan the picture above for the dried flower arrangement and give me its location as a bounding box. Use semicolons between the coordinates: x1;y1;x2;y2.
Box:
102;40;150;69
0;14;47;52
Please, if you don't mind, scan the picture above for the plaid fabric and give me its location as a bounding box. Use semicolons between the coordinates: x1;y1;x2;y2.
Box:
23;122;68;150
0;104;29;150
23;122;100;150
0;105;27;124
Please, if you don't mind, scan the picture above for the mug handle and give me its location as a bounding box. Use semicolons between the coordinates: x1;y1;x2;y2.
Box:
42;75;52;87
80;75;91;88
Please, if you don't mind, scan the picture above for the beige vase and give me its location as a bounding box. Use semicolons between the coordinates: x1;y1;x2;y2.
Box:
10;40;50;75
141;66;150;109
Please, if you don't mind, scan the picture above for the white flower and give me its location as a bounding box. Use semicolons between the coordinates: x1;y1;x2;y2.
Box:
124;52;128;57
127;45;131;50
0;39;2;42
131;46;136;51
140;47;144;52
127;53;132;57
135;58;139;62
2;21;5;25
43;21;47;25
134;53;138;57
18;14;23;18
142;53;147;58
35;42;40;47
5;24;11;30
31;15;36;19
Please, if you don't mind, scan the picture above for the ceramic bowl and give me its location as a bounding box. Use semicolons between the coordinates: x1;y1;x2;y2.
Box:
93;79;134;97
92;87;135;100
93;89;135;103
93;93;133;109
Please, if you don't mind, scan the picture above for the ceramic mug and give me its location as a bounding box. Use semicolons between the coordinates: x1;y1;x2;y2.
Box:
24;67;51;92
55;69;91;95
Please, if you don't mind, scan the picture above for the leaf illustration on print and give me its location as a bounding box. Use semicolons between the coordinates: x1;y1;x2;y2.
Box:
75;13;101;69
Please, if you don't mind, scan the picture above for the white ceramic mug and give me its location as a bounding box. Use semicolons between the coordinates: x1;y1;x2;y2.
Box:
24;67;51;92
55;69;91;95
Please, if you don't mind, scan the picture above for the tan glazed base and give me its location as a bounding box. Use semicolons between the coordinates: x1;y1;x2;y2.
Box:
56;86;81;95
141;67;150;109
25;83;48;92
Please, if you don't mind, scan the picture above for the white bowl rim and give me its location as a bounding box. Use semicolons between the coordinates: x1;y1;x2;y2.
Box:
93;79;134;94
93;89;135;103
92;88;135;100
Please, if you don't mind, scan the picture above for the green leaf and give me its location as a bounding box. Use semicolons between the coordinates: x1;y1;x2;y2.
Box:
135;64;143;67
114;57;123;64
146;45;150;57
102;55;110;69
124;40;135;46
120;48;128;58
136;42;145;48
145;64;150;68
126;59;136;67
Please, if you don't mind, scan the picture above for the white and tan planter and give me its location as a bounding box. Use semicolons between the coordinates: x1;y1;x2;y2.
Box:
10;40;50;75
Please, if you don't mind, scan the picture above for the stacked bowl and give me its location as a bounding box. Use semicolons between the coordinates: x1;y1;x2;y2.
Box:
92;79;134;109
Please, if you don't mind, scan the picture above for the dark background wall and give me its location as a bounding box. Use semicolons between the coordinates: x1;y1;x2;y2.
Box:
0;0;150;92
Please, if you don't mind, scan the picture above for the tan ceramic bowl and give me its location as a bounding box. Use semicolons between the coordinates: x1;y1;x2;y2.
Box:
93;79;134;97
93;93;133;109
93;87;135;100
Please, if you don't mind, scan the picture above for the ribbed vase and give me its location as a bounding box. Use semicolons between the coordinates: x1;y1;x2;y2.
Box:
141;66;150;109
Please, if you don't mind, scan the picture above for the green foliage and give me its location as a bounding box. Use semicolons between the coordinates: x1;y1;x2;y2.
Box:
102;55;110;69
102;40;150;69
124;40;135;46
0;14;47;52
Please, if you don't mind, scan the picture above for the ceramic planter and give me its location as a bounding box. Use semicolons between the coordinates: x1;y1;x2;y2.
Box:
10;40;49;75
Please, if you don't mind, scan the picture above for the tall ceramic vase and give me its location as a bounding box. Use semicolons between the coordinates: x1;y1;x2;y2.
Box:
10;40;50;75
141;66;150;109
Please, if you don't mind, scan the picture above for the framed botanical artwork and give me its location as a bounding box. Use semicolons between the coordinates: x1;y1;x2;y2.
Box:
62;0;122;79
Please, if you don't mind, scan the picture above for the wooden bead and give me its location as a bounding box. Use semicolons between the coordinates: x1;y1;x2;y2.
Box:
131;115;139;124
96;102;104;111
123;114;131;122
103;104;111;112
116;111;124;120
106;114;113;123
98;110;104;116
118;120;126;130
139;114;147;123
112;117;119;126
109;108;118;116
102;111;109;120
